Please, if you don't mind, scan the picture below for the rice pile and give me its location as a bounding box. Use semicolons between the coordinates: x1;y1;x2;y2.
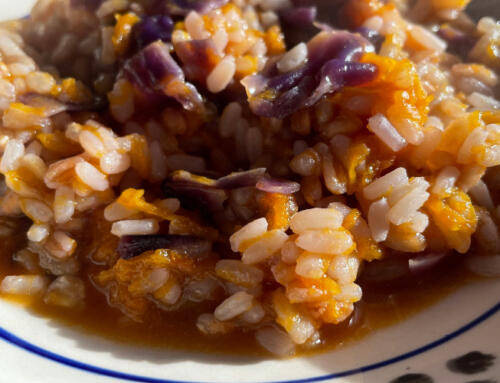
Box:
0;0;499;356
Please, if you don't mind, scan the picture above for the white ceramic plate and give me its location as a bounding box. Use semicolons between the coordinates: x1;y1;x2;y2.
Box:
1;2;500;383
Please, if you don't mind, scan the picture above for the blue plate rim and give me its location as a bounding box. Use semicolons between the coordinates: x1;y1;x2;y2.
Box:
0;301;499;383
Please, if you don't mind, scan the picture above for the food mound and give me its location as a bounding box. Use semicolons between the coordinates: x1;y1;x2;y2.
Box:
0;0;499;356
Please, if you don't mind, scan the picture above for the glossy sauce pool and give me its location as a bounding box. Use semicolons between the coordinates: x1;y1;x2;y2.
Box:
0;226;479;357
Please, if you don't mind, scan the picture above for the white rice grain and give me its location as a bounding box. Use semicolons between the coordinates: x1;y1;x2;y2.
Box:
327;255;360;285
100;151;131;175
410;117;443;166
295;229;354;255
321;150;347;194
0;138;24;172
184;278;219;302
409;25;447;52
295;253;326;279
207;55;236;93
111;219;160;236
368;197;390;242
481;124;500;167
156;282;182;305
27;223;50;242
65;122;82;142
214;291;254;321
478;17;497;34
229;217;268;252
79;130;105;158
242;230;288;264
185;11;210;40
44;275;85;308
53;186;75;224
255;327;296;356
334;283;362;302
387;177;429;206
21;199;53;223
25;71;56;94
290;208;343;234
215;259;264;286
196;313;232;335
367;113;407;152
328;202;351;219
241;303;265;324
0;79;15;110
277;42;307;73
363;167;408;200
19;153;46;181
387;188;430;225
363;16;383;31
212;29;228;55
288;317;316;345
53;231;76;254
0;275;48;296
104;202;139;222
13;249;39;272
431;166;460;195
75;161;109;191
260;11;279;28
407;211;429;233
281;239;301;264
468;92;500;110
457;127;488;164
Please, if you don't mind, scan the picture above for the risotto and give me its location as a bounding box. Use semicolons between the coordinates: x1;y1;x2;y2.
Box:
0;0;499;357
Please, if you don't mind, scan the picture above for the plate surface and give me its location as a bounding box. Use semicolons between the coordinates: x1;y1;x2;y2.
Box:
0;2;500;383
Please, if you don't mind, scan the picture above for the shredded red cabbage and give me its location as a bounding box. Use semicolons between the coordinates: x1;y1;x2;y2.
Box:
133;15;174;49
163;169;300;212
122;41;205;113
241;30;377;119
118;235;212;259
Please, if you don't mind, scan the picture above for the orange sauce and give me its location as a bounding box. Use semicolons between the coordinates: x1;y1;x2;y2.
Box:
0;222;477;357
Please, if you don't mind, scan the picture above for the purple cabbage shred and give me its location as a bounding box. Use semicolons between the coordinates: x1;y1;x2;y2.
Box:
256;177;301;194
133;15;174;49
163;169;300;212
241;30;377;119
215;168;267;189
122;41;205;113
118;235;212;259
163;175;228;212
